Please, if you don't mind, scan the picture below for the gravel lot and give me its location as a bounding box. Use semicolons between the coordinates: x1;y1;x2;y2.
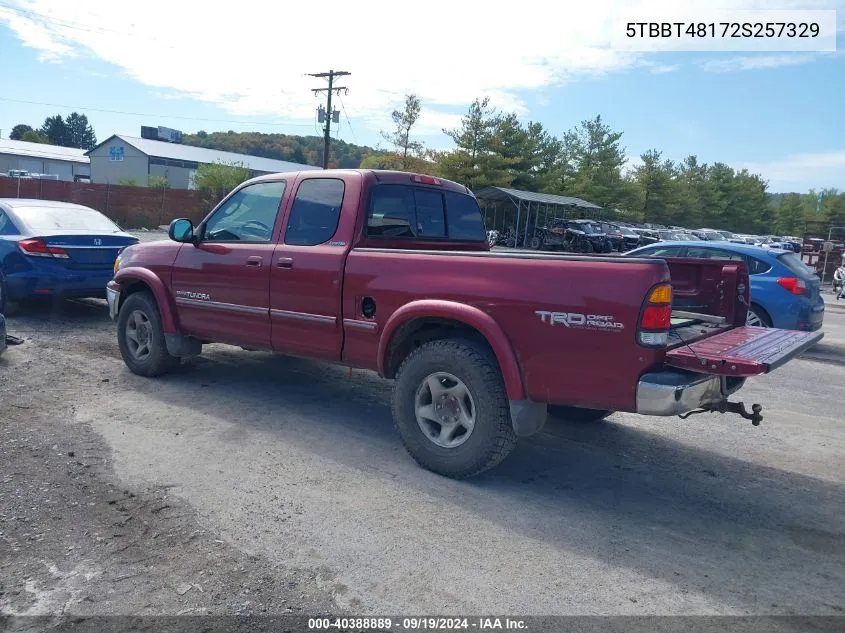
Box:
1;236;844;622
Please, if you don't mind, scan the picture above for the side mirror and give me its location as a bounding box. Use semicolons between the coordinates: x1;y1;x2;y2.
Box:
169;218;194;243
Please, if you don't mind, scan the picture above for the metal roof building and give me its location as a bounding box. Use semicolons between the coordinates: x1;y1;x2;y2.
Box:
86;134;320;189
474;186;602;248
0;138;90;182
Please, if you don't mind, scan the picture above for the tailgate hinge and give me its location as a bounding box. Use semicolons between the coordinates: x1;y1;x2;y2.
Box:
679;401;763;426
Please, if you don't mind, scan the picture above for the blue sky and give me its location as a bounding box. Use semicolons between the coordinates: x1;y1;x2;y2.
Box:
0;0;843;193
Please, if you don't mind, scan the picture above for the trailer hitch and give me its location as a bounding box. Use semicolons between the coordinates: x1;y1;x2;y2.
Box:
679;401;763;426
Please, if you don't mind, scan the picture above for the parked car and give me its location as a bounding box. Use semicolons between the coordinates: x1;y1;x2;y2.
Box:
631;227;659;245
107;169;821;478
597;221;630;252
692;229;727;241
0;199;139;313
626;241;824;331
562;219;612;253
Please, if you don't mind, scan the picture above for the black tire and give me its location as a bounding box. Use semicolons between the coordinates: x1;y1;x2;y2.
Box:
548;405;612;423
0;272;6;314
529;235;541;250
746;304;772;328
117;291;180;377
392;338;517;479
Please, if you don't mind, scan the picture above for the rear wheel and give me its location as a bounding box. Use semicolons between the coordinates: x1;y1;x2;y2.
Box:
548;405;612;423
529;235;542;250
117;292;180;377
0;273;6;314
392;338;517;479
746;304;771;327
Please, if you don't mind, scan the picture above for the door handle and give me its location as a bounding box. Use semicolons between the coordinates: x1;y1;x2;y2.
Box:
276;257;294;269
246;256;263;267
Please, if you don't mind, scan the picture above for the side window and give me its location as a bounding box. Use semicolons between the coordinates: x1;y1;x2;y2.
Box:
0;210;20;236
367;186;415;237
284;179;345;246
642;246;683;257
203;181;286;242
366;185;486;241
444;192;486;241
746;256;772;274
685;247;742;260
414;189;446;237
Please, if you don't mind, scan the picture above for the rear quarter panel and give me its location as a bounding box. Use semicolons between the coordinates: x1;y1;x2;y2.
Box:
342;250;670;412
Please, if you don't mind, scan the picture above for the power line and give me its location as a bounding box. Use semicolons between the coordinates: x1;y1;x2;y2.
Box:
336;93;358;143
308;70;350;168
0;97;317;129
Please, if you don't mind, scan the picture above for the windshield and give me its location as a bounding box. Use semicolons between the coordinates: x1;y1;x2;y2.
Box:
659;231;682;240
619;227;638;236
702;231;725;241
13;206;122;232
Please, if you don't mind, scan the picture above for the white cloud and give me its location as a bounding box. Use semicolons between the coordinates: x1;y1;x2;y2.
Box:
739;150;845;191
1;0;844;135
699;52;829;72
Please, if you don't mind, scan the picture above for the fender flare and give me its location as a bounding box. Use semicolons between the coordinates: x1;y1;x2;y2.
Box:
114;267;179;334
377;299;526;401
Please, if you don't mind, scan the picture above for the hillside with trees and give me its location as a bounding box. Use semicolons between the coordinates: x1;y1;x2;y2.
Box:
10;112;97;150
180;131;379;169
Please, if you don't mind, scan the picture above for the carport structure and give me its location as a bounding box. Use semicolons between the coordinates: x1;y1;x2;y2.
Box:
474;186;602;248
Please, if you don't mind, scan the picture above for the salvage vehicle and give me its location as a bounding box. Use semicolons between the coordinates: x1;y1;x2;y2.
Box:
0;199;139;313
563;219;612;253
107;169;823;478
627;241;825;331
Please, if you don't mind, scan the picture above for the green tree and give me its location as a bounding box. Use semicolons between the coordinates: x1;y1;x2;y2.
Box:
64;112;97;150
436;97;511;190
774;193;804;235
632;149;678;224
380;93;424;170
39;114;70;146
10;124;34;140
193;161;250;204
21;130;48;143
570;115;629;209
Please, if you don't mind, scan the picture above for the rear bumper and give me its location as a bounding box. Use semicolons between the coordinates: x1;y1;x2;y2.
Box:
636;370;743;416
6;269;115;300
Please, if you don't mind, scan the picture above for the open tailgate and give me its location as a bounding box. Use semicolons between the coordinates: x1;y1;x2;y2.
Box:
666;326;823;376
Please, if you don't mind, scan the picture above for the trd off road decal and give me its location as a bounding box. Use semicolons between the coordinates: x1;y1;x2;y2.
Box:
176;290;212;301
535;311;624;331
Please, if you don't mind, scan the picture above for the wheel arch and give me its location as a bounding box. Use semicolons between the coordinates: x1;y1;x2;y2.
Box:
114;267;179;333
378;300;526;401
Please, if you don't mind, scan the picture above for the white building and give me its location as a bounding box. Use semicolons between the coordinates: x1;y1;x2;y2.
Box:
0;138;91;182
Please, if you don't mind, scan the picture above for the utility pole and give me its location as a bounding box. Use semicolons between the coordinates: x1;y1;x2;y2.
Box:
308;70;350;169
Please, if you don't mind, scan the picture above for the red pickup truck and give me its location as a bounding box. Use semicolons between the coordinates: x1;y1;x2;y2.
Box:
107;169;822;478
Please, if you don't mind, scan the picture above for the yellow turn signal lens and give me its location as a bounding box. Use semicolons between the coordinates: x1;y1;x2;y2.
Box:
113;255;121;275
647;284;672;304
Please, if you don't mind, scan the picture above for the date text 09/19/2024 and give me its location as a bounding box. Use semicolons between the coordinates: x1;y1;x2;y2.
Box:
307;617;528;630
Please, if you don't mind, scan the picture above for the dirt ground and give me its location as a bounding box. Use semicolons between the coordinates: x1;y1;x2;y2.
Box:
1;266;844;628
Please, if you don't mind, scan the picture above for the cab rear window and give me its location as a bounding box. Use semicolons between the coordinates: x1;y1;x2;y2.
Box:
366;185;485;241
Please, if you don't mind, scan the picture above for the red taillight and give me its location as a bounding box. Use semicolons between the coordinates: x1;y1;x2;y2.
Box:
411;175;440;185
638;283;672;347
641;305;672;329
18;239;70;259
777;277;806;295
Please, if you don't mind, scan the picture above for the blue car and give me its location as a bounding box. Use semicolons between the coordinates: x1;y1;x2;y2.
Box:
626;240;824;331
0;199;138;312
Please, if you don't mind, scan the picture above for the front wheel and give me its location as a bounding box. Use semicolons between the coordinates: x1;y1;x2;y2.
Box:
117;291;180;377
392;338;517;479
